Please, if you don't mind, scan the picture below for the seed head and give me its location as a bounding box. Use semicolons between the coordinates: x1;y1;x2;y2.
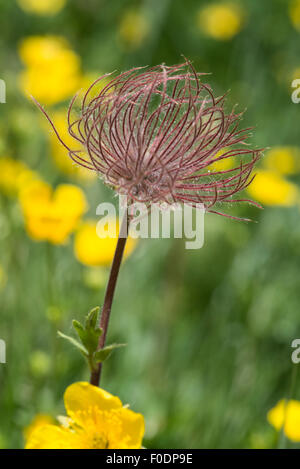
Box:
36;61;262;220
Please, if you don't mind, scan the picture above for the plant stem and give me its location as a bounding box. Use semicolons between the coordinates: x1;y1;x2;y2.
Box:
90;212;129;386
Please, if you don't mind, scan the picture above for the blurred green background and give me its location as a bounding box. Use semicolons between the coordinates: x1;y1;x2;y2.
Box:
1;0;300;449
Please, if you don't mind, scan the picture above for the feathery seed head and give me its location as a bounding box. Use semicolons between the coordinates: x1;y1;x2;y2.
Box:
37;61;262;219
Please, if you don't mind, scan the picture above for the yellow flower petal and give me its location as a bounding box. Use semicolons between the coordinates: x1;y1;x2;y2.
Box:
247;170;299;206
0;157;39;197
23;414;55;441
74;219;137;267
263;147;300;175
268;399;300;442
17;0;66;16
197;3;244;41
64;382;122;425
25;424;84;449
19;180;87;244
26;382;145;449
289;0;300;32
18;36;81;105
117;407;145;449
54;184;88;216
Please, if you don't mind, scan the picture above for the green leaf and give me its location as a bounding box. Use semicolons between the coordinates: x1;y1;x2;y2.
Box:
72;320;84;338
58;331;88;357
85;307;100;330
94;343;126;363
72;319;102;354
72;307;103;355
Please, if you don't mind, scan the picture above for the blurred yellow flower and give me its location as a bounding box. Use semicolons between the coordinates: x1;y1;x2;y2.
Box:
209;148;236;172
197;3;244;40
24;414;56;442
74;219;137;267
18;36;81;105
19;36;68;67
119;10;149;49
79;72;111;101
268;399;300;442
263;147;300;175
19;180;88;244
0;157;38;197
289;0;300;32
25;381;145;449
247;170;299;206
45;109;96;181
17;0;66;16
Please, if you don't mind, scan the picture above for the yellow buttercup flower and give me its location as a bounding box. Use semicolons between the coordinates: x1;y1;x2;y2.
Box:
74;219;137;267
197;3;244;40
19;180;88;244
17;0;66;16
79;72;112;102
24;414;56;442
25;382;145;449
268;399;300;442
45;109;96;181
263;147;300;175
289;0;300;32
209;148;236;172
18;36;81;105
19;36;69;68
0;157;38;197
247;170;299;206
119;10;149;49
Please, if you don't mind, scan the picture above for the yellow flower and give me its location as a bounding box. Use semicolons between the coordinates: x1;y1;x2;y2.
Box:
74;219;137;267
18;36;81;105
19;180;88;244
263;147;300;175
119;10;149;49
79;72;111;101
197;3;244;40
209;148;236;172
25;382;145;449
45;109;96;181
19;36;69;67
24;414;56;442
17;0;66;16
247;170;299;206
289;0;300;32
268;399;300;442
0;157;38;197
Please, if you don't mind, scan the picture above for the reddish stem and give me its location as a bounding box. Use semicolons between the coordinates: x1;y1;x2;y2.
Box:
90;213;129;386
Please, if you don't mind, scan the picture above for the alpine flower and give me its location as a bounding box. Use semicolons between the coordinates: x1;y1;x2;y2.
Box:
25;382;145;449
19;180;88;244
37;61;262;221
268;399;300;442
74;219;137;267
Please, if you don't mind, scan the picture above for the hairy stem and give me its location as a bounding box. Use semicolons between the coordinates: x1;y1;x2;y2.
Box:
90;213;129;386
